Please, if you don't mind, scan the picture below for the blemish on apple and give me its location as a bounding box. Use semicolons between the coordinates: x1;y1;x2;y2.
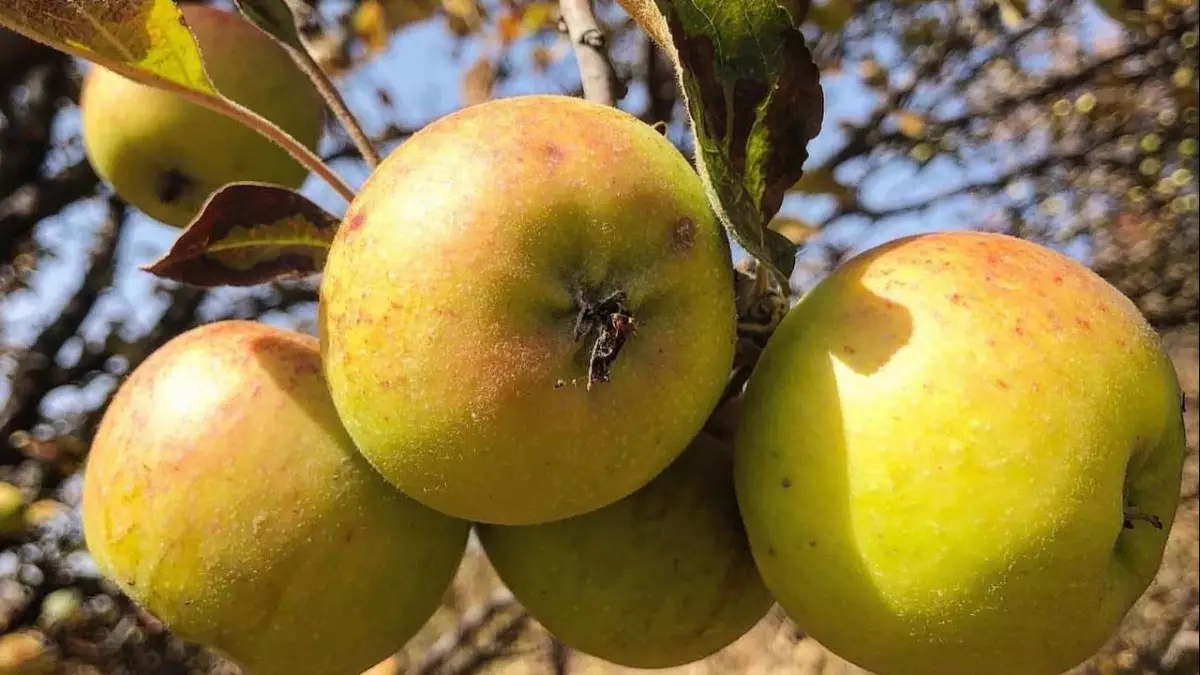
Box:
344;211;366;234
156;168;194;205
542;142;565;166
671;216;696;253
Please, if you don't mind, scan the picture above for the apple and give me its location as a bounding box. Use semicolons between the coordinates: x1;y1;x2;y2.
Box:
81;320;471;675
78;4;325;228
318;94;737;526
734;231;1187;675
476;429;773;668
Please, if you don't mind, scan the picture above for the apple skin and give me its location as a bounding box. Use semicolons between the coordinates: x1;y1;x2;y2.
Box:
476;429;773;669
78;4;325;229
81;321;471;675
734;231;1187;675
318;94;737;526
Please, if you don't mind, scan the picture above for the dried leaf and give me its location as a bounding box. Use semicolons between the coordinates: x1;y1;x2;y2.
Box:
769;217;820;245
521;2;558;35
498;2;557;43
893;110;927;139
143;182;340;287
352;0;440;53
530;45;561;71
462;56;497;106
443;0;485;35
859;58;888;87
617;0;825;282
997;0;1030;30
790;166;855;207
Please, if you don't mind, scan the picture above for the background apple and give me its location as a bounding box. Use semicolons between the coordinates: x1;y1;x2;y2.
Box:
318;94;737;526
78;4;326;228
734;231;1187;675
81;321;471;675
476;429;773;669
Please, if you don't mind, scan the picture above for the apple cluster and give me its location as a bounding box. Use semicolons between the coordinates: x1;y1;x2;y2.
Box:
75;6;1188;675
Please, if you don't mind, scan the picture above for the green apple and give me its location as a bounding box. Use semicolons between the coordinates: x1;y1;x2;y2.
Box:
78;3;325;228
476;429;773;668
82;320;471;675
318;94;737;526
735;231;1187;675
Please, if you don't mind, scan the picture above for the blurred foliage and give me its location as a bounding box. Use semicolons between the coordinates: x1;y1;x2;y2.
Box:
0;0;1196;673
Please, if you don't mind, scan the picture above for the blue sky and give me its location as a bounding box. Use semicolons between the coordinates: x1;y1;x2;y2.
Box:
1;0;1131;414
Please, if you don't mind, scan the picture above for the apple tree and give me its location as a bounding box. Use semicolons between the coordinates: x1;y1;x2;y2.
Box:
0;0;1195;674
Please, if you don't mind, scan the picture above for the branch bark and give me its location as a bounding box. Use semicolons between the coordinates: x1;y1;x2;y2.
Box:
559;0;623;105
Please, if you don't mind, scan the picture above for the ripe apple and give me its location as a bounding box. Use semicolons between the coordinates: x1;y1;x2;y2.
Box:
78;4;325;228
81;321;471;675
734;231;1187;675
318;94;737;525
476;429;773;668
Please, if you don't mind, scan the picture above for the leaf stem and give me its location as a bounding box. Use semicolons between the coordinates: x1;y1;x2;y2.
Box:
210;94;359;203
283;41;382;168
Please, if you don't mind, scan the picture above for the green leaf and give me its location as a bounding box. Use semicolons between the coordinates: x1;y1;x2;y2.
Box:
996;0;1030;30
143;182;340;288
233;0;305;51
0;0;356;203
617;0;824;283
0;0;216;95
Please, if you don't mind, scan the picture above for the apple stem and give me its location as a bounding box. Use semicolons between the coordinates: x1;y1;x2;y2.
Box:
716;261;791;407
571;290;636;390
1122;507;1164;530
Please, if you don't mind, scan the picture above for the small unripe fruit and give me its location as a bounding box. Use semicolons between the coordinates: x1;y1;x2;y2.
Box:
79;4;325;228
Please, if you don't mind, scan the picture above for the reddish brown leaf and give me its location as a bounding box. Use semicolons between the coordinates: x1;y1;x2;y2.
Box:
462;56;497;106
143;182;339;287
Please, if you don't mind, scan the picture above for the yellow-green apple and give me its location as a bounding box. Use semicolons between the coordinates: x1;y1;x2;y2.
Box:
79;3;325;228
476;429;773;668
318;94;737;525
81;320;471;675
734;231;1187;675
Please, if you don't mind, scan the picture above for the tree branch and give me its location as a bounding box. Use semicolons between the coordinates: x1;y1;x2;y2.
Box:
414;592;529;675
0;197;126;460
559;0;624;105
0;160;100;265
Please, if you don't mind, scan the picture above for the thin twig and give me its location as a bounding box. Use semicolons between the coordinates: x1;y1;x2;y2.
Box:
559;0;623;105
415;592;527;675
323;123;415;163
